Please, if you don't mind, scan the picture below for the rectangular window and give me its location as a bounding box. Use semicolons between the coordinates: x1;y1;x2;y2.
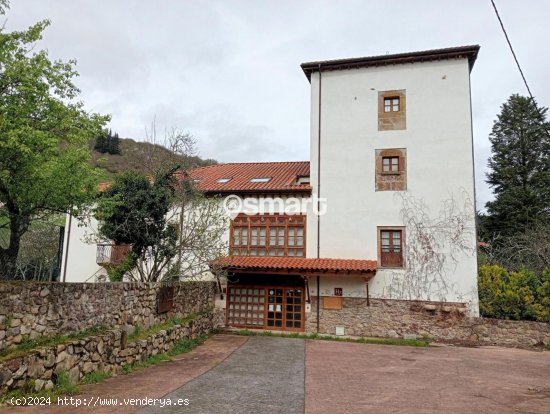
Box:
382;156;399;172
384;97;400;112
379;228;404;268
230;214;305;257
375;148;407;191
378;90;406;131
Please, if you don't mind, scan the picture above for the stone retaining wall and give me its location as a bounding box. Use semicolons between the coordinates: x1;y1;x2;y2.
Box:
0;281;216;352
306;297;550;348
0;312;214;394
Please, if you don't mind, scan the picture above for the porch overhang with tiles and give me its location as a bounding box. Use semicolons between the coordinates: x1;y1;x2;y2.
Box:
211;256;377;280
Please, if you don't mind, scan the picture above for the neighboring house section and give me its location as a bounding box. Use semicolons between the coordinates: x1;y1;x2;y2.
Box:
60;162;311;283
60;213;107;283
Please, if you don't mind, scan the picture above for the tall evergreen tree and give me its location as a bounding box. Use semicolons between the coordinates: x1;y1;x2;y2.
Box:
485;94;550;238
94;129;107;152
94;128;121;155
110;131;121;154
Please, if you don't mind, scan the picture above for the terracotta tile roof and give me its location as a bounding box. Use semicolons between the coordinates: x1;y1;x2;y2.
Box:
212;256;377;275
301;45;480;80
189;161;311;194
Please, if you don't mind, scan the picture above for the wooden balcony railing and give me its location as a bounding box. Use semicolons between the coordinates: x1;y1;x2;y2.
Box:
96;243;132;266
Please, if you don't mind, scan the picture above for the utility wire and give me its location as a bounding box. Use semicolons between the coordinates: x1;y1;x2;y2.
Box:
490;0;550;136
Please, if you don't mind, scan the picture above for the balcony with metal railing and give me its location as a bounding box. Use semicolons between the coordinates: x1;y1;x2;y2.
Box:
96;243;132;266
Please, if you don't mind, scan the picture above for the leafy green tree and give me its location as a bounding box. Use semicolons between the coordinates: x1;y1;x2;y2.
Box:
95;169;179;282
94;128;228;283
0;5;109;279
485;94;550;238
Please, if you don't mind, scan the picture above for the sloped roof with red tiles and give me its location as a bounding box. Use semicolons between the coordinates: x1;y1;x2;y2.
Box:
212;256;377;275
189;161;311;194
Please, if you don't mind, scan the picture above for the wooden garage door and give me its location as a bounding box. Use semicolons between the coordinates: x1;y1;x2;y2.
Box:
226;285;304;332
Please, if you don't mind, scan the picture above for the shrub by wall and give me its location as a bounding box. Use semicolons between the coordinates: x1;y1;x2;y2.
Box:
478;265;550;322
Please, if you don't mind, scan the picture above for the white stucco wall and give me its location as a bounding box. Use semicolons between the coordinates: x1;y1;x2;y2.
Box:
60;213;107;283
306;58;479;314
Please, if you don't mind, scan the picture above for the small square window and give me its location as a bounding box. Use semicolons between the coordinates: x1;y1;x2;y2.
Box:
384;97;400;112
382;156;399;172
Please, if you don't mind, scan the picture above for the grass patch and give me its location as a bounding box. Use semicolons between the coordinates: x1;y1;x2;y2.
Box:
55;371;79;395
237;329;430;347
0;370;79;406
121;353;171;374
168;334;208;356
0;326;109;364
545;343;550;351
127;312;201;343
122;334;208;375
1;315;13;330
81;370;112;384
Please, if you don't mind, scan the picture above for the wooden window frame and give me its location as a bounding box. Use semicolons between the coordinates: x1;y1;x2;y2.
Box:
382;156;399;173
230;214;306;257
378;90;406;131
377;226;405;268
384;96;400;113
375;148;407;191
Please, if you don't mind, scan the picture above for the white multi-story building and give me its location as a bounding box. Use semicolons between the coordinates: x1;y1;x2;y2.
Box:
62;45;481;336
215;45;480;333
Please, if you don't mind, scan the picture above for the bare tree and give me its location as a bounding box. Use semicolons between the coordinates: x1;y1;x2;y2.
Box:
484;222;550;273
385;191;476;301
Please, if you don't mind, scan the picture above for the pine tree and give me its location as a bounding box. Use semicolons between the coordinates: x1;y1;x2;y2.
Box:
110;131;121;155
94;130;107;152
485;94;550;238
94;128;121;155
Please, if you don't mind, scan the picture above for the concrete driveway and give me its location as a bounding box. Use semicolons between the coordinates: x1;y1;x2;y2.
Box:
140;336;550;414
6;335;550;414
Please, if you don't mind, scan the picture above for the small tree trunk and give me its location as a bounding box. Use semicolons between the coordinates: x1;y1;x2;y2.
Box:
0;211;29;280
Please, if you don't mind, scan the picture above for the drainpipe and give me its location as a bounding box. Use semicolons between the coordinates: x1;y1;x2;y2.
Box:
316;64;322;333
316;63;322;260
316;275;320;332
61;213;72;283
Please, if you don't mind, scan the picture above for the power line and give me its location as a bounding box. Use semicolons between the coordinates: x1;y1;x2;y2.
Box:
489;0;550;135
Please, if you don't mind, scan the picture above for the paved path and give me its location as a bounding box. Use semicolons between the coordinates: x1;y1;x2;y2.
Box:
6;335;247;414
305;341;550;414
6;335;550;414
139;336;305;414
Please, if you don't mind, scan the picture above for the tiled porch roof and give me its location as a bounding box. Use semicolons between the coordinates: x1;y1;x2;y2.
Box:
211;256;377;275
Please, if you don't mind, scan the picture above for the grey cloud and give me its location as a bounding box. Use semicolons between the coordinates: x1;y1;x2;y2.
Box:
6;0;550;210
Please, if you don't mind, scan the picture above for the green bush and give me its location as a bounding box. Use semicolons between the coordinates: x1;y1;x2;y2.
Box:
478;265;550;322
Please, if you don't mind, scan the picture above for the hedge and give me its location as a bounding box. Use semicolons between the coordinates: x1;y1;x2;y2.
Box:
478;265;550;322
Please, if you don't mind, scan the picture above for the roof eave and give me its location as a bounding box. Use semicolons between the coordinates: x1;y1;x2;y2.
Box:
211;264;377;277
301;45;480;81
202;187;312;196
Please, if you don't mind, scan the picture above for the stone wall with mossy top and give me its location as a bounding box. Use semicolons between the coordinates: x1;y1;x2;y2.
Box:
0;312;214;395
0;281;216;352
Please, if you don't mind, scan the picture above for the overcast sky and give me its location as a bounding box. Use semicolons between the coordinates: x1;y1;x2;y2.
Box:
6;0;550;210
